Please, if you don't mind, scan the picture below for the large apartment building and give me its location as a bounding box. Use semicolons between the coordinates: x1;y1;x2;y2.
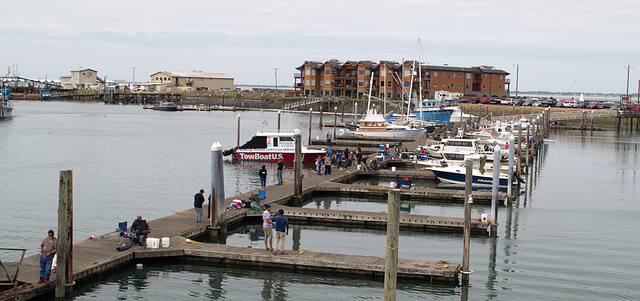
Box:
294;60;510;100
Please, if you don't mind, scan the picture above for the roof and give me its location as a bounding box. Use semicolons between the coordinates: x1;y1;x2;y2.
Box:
71;68;98;73
151;71;234;79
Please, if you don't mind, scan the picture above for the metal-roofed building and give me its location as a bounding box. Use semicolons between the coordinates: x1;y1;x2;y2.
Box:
148;71;235;92
60;68;99;90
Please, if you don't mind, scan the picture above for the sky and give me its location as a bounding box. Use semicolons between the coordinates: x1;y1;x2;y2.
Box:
2;0;640;94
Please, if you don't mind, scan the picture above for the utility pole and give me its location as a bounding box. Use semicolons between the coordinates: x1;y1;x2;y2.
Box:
274;68;278;91
132;67;136;85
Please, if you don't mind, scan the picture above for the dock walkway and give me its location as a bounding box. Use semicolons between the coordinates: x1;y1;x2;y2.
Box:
4;136;492;299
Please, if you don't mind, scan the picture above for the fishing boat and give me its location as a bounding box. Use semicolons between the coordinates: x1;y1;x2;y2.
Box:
0;88;13;119
152;102;179;111
427;160;509;187
223;129;325;162
411;99;455;125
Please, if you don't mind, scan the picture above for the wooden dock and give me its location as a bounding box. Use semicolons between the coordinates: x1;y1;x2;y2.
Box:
3;138;501;299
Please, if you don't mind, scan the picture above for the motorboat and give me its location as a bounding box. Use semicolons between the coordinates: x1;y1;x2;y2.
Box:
152;102;179;111
223;129;325;162
411;99;455;125
422;138;485;160
427;160;509;187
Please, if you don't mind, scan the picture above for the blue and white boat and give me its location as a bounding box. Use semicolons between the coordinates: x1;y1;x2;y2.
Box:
411;99;455;125
1;88;13;119
427;160;509;187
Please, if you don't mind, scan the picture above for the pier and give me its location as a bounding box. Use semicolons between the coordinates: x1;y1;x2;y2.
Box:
1;142;498;299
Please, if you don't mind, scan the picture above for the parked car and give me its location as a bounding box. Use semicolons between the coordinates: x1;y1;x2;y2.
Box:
478;97;492;104
586;103;600;109
490;98;501;104
501;98;515;105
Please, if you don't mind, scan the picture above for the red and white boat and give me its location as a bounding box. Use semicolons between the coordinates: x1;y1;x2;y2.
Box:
224;129;325;163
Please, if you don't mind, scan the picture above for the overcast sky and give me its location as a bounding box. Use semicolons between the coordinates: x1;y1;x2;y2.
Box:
2;0;639;93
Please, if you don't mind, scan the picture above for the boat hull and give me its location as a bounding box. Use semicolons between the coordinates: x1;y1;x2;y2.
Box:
233;149;324;163
430;169;509;187
410;109;453;125
152;106;178;111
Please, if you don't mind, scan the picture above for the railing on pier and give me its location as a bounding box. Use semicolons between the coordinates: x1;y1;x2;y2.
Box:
283;97;325;110
492;109;619;123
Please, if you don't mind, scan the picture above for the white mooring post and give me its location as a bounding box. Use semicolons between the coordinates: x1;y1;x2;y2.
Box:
211;142;226;234
507;136;515;201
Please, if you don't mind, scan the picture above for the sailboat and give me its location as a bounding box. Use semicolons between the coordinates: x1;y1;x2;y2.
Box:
346;73;426;139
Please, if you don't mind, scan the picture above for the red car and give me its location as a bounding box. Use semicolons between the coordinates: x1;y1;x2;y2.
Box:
586;103;600;109
478;97;492;104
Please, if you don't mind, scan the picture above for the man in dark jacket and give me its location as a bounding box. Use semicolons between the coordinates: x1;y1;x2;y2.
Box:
194;189;205;223
259;165;267;188
131;215;150;246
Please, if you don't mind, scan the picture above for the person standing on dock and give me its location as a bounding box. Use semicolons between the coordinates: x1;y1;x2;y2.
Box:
194;189;205;223
324;153;332;175
276;160;284;185
39;230;57;284
316;155;323;175
259;165;268;188
326;131;332;146
271;209;289;255
262;204;274;251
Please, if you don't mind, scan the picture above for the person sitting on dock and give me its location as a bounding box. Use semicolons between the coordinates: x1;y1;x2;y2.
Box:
131;215;150;246
271;209;289;255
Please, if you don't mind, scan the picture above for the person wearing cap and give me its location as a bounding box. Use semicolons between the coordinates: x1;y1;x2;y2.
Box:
194;189;205;223
271;209;289;255
39;230;57;283
258;165;267;188
262;204;274;251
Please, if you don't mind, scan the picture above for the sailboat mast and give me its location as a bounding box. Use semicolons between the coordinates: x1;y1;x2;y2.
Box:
407;60;416;122
418;39;424;123
367;72;374;112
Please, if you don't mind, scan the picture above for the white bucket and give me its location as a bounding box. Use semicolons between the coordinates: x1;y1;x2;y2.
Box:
389;182;396;188
391;166;396;172
357;164;361;170
481;214;488;222
147;238;160;249
162;237;170;248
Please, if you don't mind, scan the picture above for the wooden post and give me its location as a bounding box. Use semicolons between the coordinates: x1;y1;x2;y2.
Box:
56;170;73;297
462;159;473;283
333;107;337;141
277;111;282;131
293;133;303;204
384;189;401;301
319;109;323;129
308;109;313;145
517;123;522;178
236;114;241;147
591;111;594;132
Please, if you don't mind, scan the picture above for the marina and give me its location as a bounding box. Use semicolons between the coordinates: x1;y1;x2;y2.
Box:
1;101;640;300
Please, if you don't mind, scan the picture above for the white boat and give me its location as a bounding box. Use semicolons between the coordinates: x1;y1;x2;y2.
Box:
1;88;13;119
422;138;484;160
346;72;426;139
223;129;326;163
347;109;426;138
427;160;510;187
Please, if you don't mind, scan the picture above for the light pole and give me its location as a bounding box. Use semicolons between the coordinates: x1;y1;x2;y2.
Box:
624;65;634;96
274;68;278;91
512;64;523;99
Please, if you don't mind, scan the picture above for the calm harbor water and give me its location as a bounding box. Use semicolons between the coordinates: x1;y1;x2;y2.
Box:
2;101;640;300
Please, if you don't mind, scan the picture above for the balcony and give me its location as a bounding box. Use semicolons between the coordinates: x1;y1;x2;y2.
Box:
294;73;302;78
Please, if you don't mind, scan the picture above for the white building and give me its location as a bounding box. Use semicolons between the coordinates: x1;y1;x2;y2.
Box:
60;68;100;90
147;71;235;92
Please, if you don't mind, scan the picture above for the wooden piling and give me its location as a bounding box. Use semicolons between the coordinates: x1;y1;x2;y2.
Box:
319;109;323;129
384;189;401;301
462;159;473;283
293;133;303;204
236;115;241;147
56;170;73;297
308;109;313;145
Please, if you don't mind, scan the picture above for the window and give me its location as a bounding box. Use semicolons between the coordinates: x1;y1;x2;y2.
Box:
466;73;471;79
492;85;495;89
452;73;455;77
451;83;455;88
305;69;310;76
434;82;438;87
273;137;279;147
305;79;310;85
499;85;502;89
325;69;330;75
325;80;330;85
434;71;438;76
311;70;316;75
359;80;364;87
359;70;364;76
459;73;462;77
458;84;462;88
331;70;336;76
387;92;391;98
365;70;370;76
404;70;410;76
387;81;392;87
492;75;495;78
388;70;392;76
483;74;486;78
442;72;446;76
500;75;503;79
404;81;410;87
311;80;315;85
483;84;486;89
466;84;470;89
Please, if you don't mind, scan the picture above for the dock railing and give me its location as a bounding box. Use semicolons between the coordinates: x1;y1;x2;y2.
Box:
0;248;27;288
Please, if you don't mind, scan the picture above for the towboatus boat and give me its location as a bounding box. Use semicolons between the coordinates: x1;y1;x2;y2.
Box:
223;129;325;163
